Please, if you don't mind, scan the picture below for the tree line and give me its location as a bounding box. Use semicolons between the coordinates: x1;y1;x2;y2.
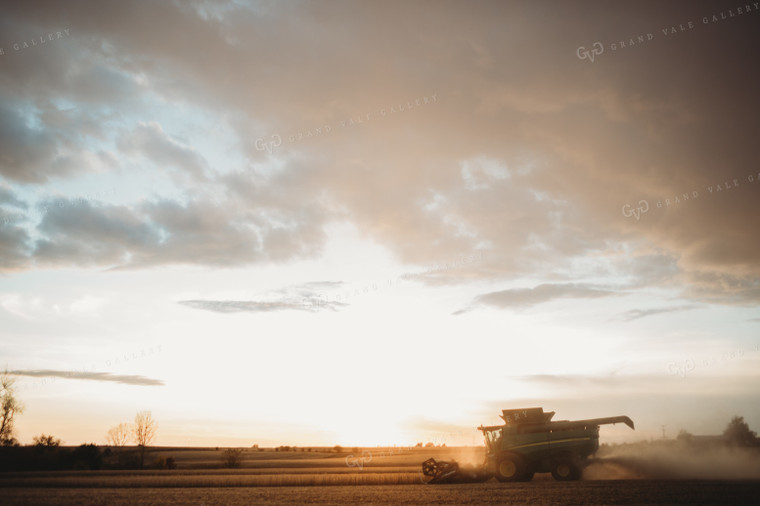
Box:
1;370;160;471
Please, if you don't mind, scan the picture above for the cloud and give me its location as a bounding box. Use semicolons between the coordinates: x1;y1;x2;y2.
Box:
495;371;760;402
6;193;328;271
0;214;33;271
457;283;619;313
0;0;758;305
32;199;162;268
10;369;163;386
181;299;293;313
118;122;208;181
617;305;698;322
0;101;62;183
179;281;349;314
0;186;28;210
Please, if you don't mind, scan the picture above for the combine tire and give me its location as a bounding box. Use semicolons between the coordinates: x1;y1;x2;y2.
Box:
551;455;581;481
495;453;531;482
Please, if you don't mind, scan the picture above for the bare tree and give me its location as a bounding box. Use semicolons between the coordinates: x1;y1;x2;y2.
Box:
1;370;23;446
106;423;131;447
133;411;157;468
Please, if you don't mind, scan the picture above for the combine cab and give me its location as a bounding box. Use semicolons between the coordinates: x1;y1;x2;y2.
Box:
422;407;634;483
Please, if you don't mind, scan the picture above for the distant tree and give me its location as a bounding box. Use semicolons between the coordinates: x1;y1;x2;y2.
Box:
152;455;177;469
106;423;131;447
133;411;157;468
33;434;61;447
221;448;244;468
723;416;757;447
676;429;694;443
333;445;342;453
424;442;435;448
0;371;23;446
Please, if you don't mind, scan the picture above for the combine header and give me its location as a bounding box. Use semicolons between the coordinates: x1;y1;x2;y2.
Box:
422;407;634;483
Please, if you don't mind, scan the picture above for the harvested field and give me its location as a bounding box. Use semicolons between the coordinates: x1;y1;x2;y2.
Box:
3;481;760;505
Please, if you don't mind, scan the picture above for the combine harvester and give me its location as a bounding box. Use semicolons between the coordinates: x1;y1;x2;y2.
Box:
422;407;634;483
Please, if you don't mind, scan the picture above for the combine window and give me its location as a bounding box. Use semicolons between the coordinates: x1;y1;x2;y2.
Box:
485;429;502;449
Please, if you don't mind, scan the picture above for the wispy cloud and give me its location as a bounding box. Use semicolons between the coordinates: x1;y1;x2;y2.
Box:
455;283;619;314
179;281;349;314
617;305;698;322
10;369;163;386
180;299;307;313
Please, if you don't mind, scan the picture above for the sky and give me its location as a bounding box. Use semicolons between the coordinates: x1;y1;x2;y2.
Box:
1;0;759;448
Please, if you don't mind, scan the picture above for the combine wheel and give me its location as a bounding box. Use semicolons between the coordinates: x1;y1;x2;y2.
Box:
494;452;528;482
551;455;581;481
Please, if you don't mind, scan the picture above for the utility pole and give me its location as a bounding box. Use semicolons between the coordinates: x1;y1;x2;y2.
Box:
660;425;666;439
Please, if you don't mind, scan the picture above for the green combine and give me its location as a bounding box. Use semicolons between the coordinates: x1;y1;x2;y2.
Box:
422;407;634;483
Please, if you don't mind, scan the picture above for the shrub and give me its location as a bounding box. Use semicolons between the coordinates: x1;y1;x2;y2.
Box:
66;444;103;470
151;455;177;469
221;448;244;468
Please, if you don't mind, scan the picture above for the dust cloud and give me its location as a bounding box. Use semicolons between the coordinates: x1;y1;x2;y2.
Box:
585;441;760;480
445;447;486;468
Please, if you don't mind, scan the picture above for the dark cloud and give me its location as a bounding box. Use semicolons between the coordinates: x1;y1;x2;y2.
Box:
0;0;758;304
3;193;327;270
33;199;162;268
0;185;33;269
10;369;163;386
0;101;63;183
0;221;33;271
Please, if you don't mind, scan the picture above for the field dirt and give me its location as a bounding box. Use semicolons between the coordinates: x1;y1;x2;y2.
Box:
2;481;760;505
